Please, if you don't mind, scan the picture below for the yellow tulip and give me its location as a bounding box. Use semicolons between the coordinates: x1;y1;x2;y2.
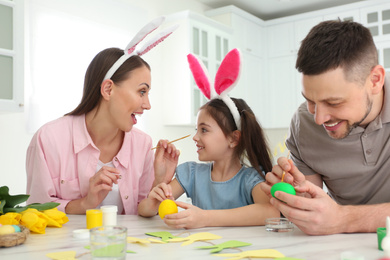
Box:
42;208;69;227
20;208;49;234
0;212;22;225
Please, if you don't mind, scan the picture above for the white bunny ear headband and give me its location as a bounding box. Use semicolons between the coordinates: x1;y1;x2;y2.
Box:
103;16;179;81
187;48;242;130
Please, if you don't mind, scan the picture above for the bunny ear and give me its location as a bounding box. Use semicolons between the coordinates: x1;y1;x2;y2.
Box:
214;48;241;96
124;16;165;55
187;53;212;99
137;24;179;56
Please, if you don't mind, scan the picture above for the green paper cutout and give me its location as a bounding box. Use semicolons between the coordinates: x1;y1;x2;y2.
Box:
197;240;252;253
145;231;181;242
85;245;136;254
91;244;125;257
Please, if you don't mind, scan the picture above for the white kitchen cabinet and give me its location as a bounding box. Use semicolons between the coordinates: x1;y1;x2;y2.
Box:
265;55;300;129
267;22;294;58
360;2;390;41
375;40;390;72
205;6;265;57
0;0;24;112
162;11;232;125
229;52;266;122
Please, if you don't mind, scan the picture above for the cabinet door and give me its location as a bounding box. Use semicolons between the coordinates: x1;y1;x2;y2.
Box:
0;0;23;112
294;17;324;51
265;55;299;128
375;41;390;72
230;53;264;119
267;23;294;57
360;3;390;41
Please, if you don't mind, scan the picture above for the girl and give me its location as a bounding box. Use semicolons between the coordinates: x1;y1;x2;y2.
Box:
138;49;279;228
26;17;179;215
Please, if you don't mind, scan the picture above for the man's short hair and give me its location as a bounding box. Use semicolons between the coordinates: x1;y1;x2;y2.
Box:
296;20;378;84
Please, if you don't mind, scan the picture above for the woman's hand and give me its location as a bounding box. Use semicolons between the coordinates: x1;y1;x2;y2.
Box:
83;166;120;209
153;139;180;184
163;201;207;229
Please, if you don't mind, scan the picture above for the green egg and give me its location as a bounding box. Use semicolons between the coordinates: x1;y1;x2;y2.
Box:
271;182;296;198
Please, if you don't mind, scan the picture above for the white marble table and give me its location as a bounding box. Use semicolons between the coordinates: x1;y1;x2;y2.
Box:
1;215;385;260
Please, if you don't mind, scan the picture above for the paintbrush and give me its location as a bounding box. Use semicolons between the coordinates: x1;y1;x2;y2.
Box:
281;150;291;182
151;134;191;150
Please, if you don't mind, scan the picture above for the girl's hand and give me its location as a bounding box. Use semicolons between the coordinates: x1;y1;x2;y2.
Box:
163;201;207;229
83;166;120;209
153;139;180;184
148;183;174;202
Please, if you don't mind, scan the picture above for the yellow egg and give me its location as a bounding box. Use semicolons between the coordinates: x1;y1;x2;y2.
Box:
0;225;16;235
158;199;178;219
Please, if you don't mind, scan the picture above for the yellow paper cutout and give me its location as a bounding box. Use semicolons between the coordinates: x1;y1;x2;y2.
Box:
214;249;285;260
127;236;151;245
168;232;222;246
46;251;77;260
148;238;167;244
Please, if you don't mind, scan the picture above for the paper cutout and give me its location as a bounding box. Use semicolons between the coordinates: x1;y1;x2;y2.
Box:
127;236;151;245
275;258;304;260
46;251;77;260
146;231;180;242
214;249;285;259
168;232;222;246
91;244;125;257
197;240;252;253
148;238;167;244
85;245;136;254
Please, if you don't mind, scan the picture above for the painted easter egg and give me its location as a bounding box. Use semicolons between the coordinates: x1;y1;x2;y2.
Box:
271;182;296;198
158;199;178;219
0;225;19;235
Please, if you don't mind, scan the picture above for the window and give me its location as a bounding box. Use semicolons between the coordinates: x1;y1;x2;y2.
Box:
26;0;147;132
0;0;24;112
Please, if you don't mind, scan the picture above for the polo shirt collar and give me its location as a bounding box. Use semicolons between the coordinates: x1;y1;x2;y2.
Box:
351;72;390;134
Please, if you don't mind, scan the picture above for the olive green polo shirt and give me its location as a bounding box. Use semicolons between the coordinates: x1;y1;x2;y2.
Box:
286;73;390;205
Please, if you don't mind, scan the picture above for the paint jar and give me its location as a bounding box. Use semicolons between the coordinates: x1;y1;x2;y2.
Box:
101;205;118;226
378;227;387;250
86;209;103;229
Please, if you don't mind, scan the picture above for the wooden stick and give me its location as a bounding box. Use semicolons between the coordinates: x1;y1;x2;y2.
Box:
281;150;291;182
151;134;191;150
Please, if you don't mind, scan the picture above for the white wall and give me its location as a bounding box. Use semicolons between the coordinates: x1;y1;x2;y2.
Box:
0;0;289;196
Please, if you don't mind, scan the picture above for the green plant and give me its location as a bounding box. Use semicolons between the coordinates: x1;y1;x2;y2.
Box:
0;186;59;215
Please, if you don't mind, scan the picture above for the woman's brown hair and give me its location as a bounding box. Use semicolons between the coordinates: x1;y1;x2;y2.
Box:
66;48;150;116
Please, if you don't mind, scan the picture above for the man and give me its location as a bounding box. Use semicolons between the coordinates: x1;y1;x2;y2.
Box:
260;20;389;235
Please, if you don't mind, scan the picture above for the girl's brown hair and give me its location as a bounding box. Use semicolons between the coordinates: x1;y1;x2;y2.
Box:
200;98;272;176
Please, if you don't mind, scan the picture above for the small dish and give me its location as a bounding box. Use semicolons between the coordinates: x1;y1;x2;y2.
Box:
265;217;294;232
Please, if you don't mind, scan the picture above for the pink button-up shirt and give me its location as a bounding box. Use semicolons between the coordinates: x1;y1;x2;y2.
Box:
26;114;155;214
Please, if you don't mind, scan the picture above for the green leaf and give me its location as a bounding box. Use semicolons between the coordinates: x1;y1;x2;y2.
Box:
3;206;28;213
0;186;29;208
26;202;60;211
0;199;6;215
3;202;60;214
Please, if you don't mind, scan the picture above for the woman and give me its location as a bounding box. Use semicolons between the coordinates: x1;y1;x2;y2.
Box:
26;17;179;214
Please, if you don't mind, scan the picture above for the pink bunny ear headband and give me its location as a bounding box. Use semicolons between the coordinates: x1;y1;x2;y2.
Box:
103;16;179;81
187;48;242;130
